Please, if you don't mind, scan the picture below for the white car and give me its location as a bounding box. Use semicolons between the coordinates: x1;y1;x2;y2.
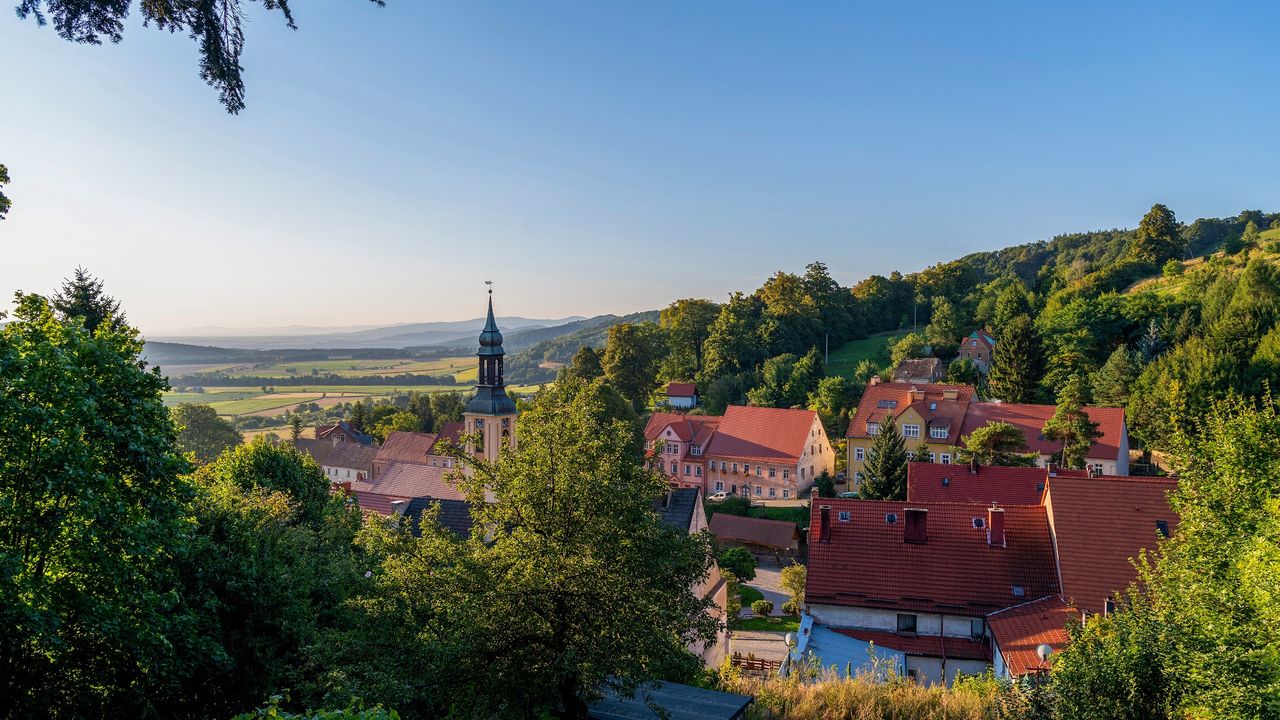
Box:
708;491;729;501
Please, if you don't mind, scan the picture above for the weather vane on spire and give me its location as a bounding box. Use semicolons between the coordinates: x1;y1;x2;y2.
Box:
485;279;493;295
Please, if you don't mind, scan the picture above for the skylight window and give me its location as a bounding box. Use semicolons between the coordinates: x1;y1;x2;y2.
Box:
1012;585;1025;597
972;517;985;529
885;513;898;524
838;511;850;522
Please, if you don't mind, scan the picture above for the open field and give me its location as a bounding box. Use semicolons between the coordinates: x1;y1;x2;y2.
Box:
825;331;902;380
166;356;480;383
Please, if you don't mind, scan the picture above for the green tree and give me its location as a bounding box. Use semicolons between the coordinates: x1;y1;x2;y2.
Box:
324;378;719;717
290;413;304;442
889;331;927;368
860;414;908;500
701;292;766;382
987;314;1044;403
658;298;719;378
349;400;369;433
1091;345;1139;407
172;403;243;464
779;564;806;608
1042;374;1102;469
428;391;465;431
911;441;932;463
814;470;835;498
947;357;981;385
747;348;821;409
925;296;962;358
0;163;10;219
564;345;604;383
0;292;192;716
16;0;385;113
957;421;1036;467
51;266;126;335
405;391;435;432
808;375;853;437
1162;259;1184;277
199;436;333;525
1130;203;1182;264
372;411;423;443
1241;220;1261;249
716;546;757;582
990;282;1034;331
601;322;667;412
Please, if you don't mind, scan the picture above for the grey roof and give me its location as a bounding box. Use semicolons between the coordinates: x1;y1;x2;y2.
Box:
294;438;335;466
655;488;701;533
589;681;752;720
787;614;905;679
402;496;474;537
323;442;379;472
466;386;517;415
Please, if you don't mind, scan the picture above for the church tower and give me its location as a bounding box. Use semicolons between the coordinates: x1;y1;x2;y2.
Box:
463;288;517;462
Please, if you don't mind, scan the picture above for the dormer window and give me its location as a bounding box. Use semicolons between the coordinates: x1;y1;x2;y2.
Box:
691;445;702;456
866;423;880;436
929;426;948;439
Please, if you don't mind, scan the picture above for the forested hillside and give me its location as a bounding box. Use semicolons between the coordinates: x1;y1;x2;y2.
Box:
572;206;1280;460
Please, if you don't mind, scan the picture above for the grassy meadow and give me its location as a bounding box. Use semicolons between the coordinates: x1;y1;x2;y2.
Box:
824;330;902;380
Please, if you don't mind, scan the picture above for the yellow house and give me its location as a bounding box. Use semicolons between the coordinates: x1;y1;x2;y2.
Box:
845;380;977;489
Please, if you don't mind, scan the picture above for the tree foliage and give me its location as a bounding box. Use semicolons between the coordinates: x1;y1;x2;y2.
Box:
172;403;243;464
0;163;10;219
601;322;667;412
987;314;1044;403
1041;374;1102;469
52;266;126;335
16;0;386;113
957;421;1036;467
659;298;719;379
1130;203;1182;264
860;414;908;500
716;545;757;582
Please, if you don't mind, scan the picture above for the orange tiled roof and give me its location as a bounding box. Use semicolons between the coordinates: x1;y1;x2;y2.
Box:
349;461;465;515
1044;474;1177;613
907;463;1048;506
806;499;1058;616
375;431;438;466
959;403;1126;460
847;382;976;439
703;405;818;463
986;595;1078;676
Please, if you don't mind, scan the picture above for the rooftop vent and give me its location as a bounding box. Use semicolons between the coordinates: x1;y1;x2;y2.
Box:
941;476;951;487
972;517;985;529
929;402;937;410
885;513;899;525
838;511;851;522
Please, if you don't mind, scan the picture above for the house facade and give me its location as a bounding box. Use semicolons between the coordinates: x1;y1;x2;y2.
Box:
958;330;996;373
846;381;1131;485
296;437;378;483
646;405;836;499
656;488;728;667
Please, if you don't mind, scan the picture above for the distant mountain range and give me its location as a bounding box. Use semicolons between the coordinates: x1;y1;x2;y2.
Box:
148;316;587;351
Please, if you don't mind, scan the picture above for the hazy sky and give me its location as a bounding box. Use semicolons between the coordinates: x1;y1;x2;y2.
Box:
3;2;1278;334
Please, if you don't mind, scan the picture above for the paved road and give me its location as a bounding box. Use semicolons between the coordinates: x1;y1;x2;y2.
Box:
740;560;794;617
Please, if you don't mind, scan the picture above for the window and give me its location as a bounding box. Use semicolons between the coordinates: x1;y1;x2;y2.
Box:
838;511;850;522
1091;463;1104;475
732;463;739;473
769;468;777;478
866;422;880;436
755;466;762;477
768;487;776;498
695;466;702;477
940;453;951;464
897;614;917;633
903;424;920;438
929;453;936;462
754;486;762;497
800;467;806;479
715;481;723;492
1156;520;1169;537
782;490;790;499
972;517;985;529
1105;598;1117;615
971;619;985;639
885;513;898;524
930;426;948;439
691;445;702;456
684;464;691;475
854;447;865;462
670;461;677;473
1012;585;1025;598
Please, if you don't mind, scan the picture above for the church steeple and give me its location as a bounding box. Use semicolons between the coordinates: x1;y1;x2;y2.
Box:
465;286;517;416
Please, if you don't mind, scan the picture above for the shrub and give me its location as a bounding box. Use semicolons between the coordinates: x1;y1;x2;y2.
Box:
717;545;757;581
781;600;800;616
751;599;774;617
1163;259;1184;277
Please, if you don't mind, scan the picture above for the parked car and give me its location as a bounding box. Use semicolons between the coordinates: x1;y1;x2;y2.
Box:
708;491;728;501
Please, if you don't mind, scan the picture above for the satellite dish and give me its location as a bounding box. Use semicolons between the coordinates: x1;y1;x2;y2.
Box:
785;632;797;649
1036;643;1053;662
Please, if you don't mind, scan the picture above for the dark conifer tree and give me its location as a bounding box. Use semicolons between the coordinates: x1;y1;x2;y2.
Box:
987;314;1044;403
861;413;908;501
51;267;126;335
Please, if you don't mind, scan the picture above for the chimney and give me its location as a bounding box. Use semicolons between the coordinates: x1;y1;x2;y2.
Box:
663;490;672;510
869;376;881;386
818;505;831;544
909;387;924;402
332;480;352;495
988;506;1006;548
389;499;409;517
969;456;979;475
943;388;959;400
904;508;928;544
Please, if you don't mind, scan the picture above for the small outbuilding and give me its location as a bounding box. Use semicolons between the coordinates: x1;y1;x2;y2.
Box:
709;513;801;559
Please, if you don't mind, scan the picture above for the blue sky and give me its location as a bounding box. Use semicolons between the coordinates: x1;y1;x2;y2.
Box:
2;1;1277;333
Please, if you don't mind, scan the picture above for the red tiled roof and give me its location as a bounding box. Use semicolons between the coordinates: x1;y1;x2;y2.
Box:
806;499;1059;616
847;382;976;439
1044;475;1177;613
833;628;992;662
704;405;818;463
375;431;438;466
349;461;465;515
709;513;799;549
907;463;1048;506
986;595;1079;676
429;421;466;453
666;382;697;397
959;403;1126;460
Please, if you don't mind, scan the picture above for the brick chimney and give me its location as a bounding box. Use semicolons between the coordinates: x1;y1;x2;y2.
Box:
909;387;925;402
969;456;979;474
817;505;831;544
869;376;881;386
988;506;1006;548
943;388;959;400
904;508;928;544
